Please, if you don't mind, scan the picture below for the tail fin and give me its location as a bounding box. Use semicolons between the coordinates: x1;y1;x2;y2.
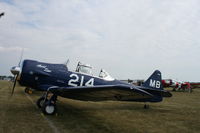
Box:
142;70;163;90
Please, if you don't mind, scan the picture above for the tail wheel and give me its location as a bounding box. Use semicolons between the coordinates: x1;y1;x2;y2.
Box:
42;102;57;115
36;97;45;108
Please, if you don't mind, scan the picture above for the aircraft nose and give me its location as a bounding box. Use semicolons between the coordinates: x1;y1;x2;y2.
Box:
10;66;20;75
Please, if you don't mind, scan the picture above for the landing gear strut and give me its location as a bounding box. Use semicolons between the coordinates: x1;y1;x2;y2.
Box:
144;104;149;109
37;91;57;115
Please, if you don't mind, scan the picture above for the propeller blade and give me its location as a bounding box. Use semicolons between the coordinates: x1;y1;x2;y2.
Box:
10;48;24;96
11;74;18;96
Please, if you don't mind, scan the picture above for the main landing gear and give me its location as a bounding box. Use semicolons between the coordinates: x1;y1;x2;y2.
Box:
36;92;57;115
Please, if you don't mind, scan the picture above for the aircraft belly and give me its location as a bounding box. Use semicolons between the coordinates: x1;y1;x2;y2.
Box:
57;89;151;101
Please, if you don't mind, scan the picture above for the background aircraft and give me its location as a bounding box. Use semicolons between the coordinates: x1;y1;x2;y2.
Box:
162;79;195;92
10;59;172;115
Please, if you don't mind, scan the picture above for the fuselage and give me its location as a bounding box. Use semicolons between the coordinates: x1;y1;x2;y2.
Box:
19;60;131;91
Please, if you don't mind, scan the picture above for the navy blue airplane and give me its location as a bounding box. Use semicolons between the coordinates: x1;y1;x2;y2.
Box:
10;60;172;115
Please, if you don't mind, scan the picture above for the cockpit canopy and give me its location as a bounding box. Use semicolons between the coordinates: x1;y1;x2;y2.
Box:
99;69;114;81
75;62;114;81
76;62;93;75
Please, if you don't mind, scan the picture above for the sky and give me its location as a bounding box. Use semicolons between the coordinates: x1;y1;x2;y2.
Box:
0;0;200;82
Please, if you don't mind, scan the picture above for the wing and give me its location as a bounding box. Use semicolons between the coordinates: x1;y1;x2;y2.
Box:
48;84;153;101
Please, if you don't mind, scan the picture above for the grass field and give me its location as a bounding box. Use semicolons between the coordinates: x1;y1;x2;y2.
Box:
0;80;200;133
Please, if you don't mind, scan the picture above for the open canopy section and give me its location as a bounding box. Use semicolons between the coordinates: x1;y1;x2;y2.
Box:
99;69;114;81
75;62;114;81
76;62;93;75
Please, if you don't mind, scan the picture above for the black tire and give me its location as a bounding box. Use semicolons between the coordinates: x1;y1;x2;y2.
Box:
41;102;56;115
36;97;45;108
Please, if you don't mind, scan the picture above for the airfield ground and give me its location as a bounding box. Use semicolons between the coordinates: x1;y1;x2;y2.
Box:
0;81;200;133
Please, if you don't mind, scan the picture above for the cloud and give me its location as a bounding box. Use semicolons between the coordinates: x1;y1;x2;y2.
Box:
0;0;200;81
0;46;25;52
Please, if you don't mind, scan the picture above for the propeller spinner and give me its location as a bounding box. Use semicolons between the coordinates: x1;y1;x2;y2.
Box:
10;66;20;75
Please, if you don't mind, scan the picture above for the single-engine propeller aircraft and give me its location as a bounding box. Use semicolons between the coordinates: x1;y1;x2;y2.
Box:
10;60;172;115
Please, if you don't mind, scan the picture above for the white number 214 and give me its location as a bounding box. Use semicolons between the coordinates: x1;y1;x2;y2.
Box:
68;74;94;87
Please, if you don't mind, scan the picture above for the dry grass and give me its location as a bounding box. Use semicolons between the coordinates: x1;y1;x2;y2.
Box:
0;80;200;133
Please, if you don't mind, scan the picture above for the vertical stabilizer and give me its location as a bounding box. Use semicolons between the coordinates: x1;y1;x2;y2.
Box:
142;70;163;90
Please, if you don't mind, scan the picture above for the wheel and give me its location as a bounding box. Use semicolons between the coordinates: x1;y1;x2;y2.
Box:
41;102;56;115
36;97;45;108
